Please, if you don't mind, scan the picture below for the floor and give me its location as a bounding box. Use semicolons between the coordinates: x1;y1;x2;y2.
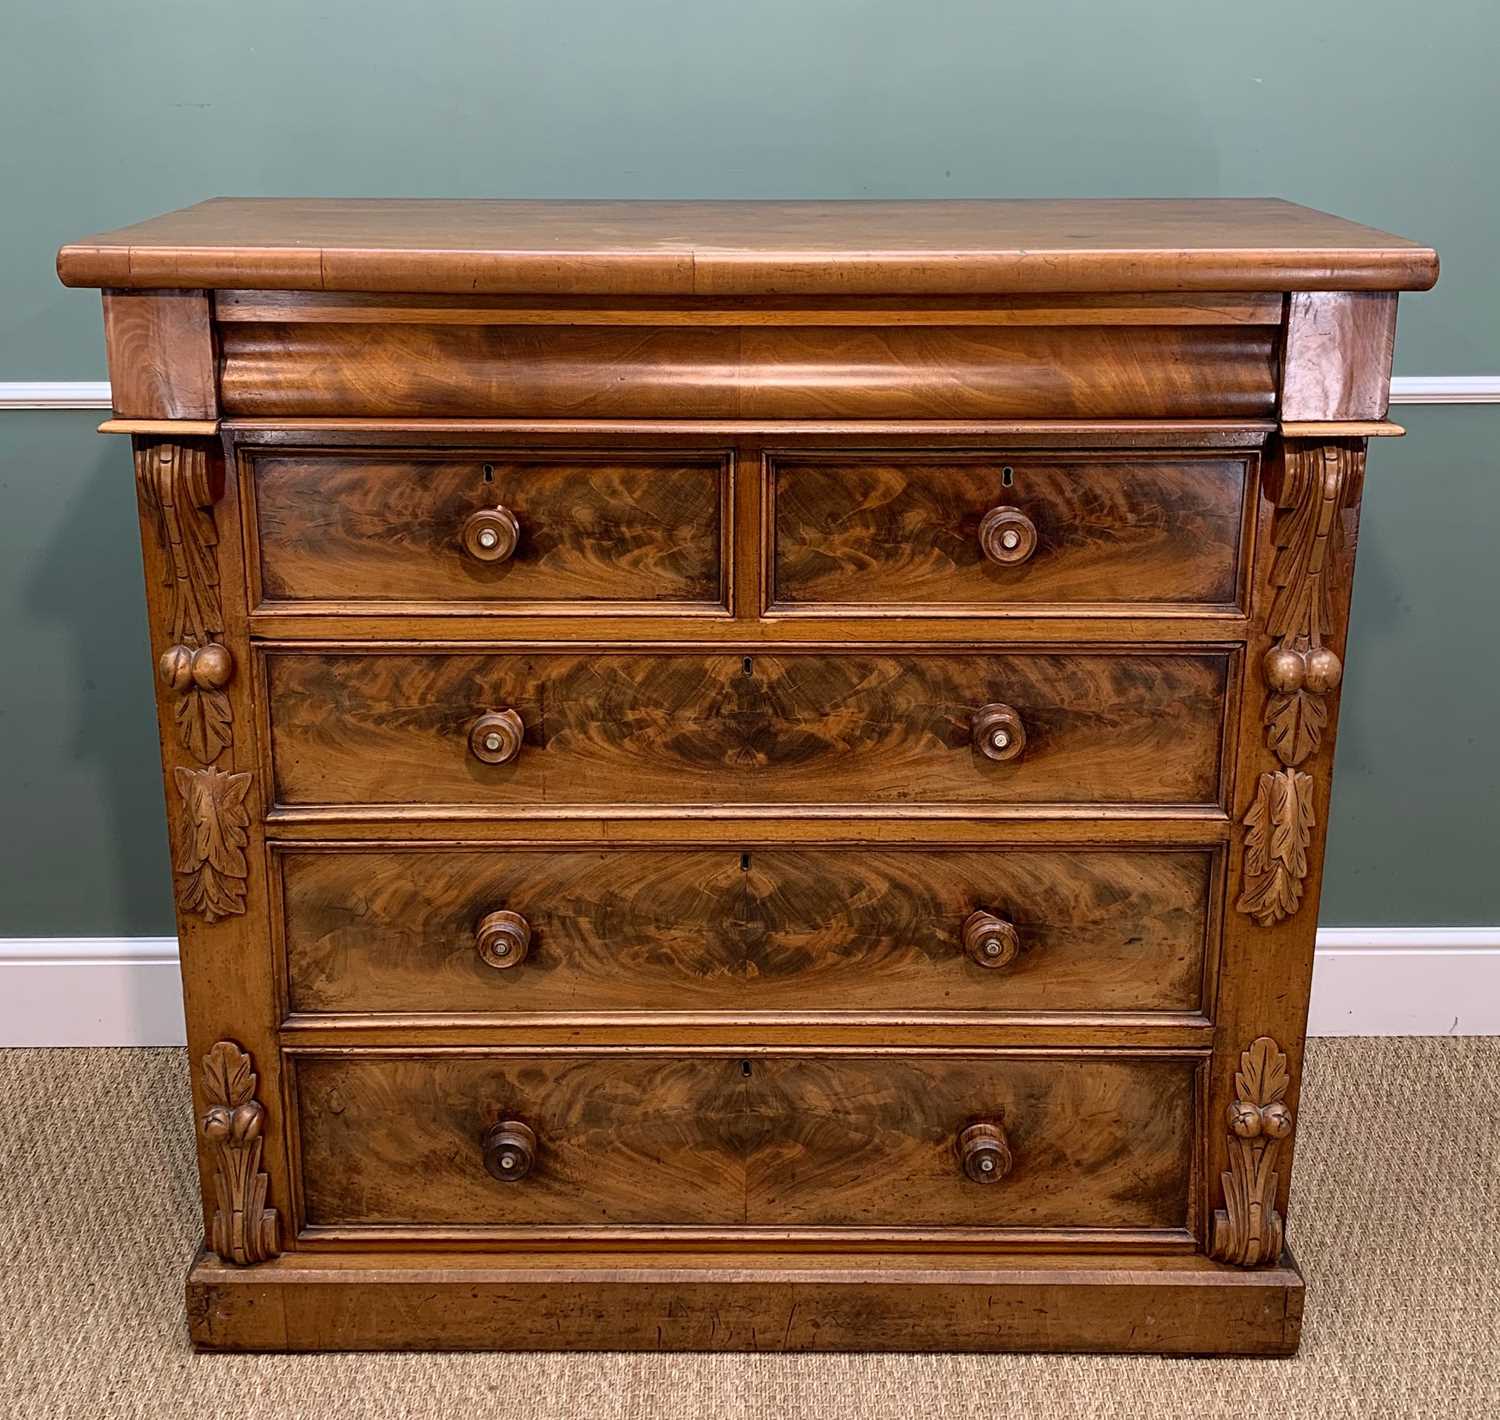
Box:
2;1038;1496;1418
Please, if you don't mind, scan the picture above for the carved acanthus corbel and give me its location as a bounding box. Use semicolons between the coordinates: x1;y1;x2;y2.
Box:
136;440;237;766
1259;443;1360;768
1237;441;1361;925
137;440;252;922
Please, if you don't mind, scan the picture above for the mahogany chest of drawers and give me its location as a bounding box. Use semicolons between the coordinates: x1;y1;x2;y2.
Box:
58;198;1437;1355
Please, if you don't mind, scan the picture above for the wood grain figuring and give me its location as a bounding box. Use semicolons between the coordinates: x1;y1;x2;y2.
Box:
264;649;1229;809
217;323;1278;421
57;197;1438;294
292;1052;1195;1234
101;290;217;419
251;452;727;608
1281;293;1398;421
771;454;1249;610
278;846;1213;1016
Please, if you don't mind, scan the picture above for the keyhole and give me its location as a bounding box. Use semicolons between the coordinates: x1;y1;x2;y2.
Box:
740;852;751;871
742;657;754;676
740;1060;753;1078
482;463;494;484
1001;465;1014;488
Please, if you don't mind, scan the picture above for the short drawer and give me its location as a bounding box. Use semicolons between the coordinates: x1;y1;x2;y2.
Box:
248;450;728;610
264;648;1229;809
769;452;1252;613
291;1051;1198;1236
278;845;1215;1016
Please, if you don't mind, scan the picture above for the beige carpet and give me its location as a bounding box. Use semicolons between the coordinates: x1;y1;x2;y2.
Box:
1;1039;1496;1418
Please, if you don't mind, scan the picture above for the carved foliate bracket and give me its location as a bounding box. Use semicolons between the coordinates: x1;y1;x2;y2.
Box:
1211;1037;1296;1266
1260;443;1361;768
1237;441;1362;925
200;1041;279;1265
135;440;238;767
136;440;251;922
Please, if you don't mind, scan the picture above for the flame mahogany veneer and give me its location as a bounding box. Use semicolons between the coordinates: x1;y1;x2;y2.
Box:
59;198;1435;1354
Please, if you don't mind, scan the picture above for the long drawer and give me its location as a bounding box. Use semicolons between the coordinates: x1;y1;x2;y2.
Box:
291;1050;1198;1236
263;648;1231;809
277;844;1215;1016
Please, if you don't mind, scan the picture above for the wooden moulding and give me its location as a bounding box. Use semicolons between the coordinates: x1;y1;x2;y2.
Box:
214;289;1287;327
1280;420;1404;438
186;1248;1304;1354
216;320;1279;421
100;418;221;436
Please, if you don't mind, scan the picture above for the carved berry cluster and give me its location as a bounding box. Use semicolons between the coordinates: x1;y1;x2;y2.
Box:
1227;1097;1294;1140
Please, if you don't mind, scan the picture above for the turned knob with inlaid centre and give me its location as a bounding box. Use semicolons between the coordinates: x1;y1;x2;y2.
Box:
461;506;520;563
476;909;531;969
962;910;1020;969
481;1120;537;1182
958;1120;1013;1184
468;709;525;765
971;702;1026;762
978;506;1038;566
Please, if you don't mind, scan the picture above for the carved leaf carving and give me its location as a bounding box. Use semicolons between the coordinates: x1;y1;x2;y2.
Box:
1236;768;1315;926
135;442;222;646
1212;1036;1296;1267
1267;445;1352;645
173;686;234;764
202;1040;257;1108
200;1042;279;1265
1264;688;1327;768
173;765;251;922
1235;1036;1291;1108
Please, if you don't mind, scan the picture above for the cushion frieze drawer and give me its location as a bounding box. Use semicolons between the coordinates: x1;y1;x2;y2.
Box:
277;844;1216;1017
290;1051;1199;1237
263;648;1231;810
770;451;1253;614
249;450;729;611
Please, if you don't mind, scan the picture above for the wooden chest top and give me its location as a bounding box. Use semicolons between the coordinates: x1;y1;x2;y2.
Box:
56;196;1437;295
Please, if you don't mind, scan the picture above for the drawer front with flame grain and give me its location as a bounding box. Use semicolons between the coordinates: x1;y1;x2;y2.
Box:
264;648;1231;810
250;451;728;610
292;1051;1198;1236
769;452;1252;613
278;844;1215;1017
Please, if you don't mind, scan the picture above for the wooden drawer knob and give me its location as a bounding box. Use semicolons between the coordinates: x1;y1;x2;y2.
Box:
958;1120;1013;1184
972;702;1026;761
481;1120;537;1182
962;910;1020;969
476;909;531;969
978;506;1038;565
462;506;520;563
468;709;525;765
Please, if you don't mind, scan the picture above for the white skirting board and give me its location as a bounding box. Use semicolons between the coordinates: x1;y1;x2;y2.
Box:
0;930;1496;1045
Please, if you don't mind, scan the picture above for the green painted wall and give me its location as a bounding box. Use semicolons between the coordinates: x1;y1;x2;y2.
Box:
1;2;1494;932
